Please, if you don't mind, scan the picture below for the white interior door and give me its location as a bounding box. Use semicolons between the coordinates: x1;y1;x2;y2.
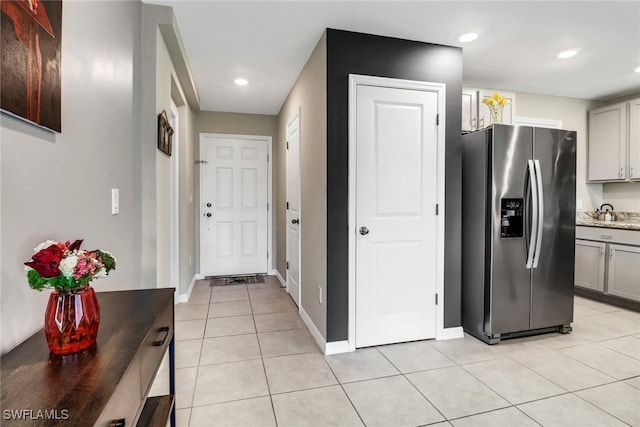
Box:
201;135;268;276
355;84;438;348
286;111;301;307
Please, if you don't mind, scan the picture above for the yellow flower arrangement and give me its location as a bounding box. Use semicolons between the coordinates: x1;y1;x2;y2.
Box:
482;92;510;107
482;92;510;126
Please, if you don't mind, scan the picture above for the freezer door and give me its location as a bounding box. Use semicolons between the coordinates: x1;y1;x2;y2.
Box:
530;128;576;329
487;125;534;335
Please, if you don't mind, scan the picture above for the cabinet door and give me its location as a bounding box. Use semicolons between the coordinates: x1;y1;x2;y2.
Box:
462;88;478;132
588;102;627;181
478;90;516;128
575;240;606;292
629;98;640;180
607;244;640;301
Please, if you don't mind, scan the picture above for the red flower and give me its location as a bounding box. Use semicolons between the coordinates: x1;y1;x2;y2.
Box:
24;245;64;278
67;239;83;251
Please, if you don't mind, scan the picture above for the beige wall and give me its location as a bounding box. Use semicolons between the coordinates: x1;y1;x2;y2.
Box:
516;91;640;213
277;33;327;338
195;112;278;137
515;92;603;211
193;111;279;274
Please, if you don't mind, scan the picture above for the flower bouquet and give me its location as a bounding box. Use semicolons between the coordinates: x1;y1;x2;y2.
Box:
24;239;116;355
482;92;510;126
25;239;116;290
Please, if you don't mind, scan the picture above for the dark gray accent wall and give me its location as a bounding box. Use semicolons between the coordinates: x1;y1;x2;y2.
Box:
326;29;463;342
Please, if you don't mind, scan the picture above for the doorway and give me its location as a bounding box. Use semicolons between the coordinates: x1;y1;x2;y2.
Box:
348;75;446;349
199;134;272;277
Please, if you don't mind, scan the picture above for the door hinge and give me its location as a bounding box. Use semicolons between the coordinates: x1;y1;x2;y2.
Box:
286;141;289;149
436;113;440;125
435;204;439;215
435;293;439;305
267;154;270;162
286;261;289;269
267;203;269;211
286;202;289;209
267;252;269;259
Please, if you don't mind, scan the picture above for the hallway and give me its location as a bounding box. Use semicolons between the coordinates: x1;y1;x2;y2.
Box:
163;276;640;426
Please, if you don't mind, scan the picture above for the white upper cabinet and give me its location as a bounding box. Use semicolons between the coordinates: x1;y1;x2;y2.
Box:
588;98;640;182
462;88;478;132
462;88;516;132
629;98;640;180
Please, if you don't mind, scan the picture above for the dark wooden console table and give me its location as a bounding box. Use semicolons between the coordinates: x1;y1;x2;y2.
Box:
1;288;175;426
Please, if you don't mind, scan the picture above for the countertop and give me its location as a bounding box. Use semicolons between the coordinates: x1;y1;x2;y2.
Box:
576;211;640;231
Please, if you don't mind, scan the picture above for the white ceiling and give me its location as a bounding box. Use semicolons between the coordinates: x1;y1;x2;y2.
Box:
144;1;640;115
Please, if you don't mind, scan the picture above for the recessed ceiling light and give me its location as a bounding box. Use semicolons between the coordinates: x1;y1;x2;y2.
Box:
234;78;248;86
634;66;640;73
556;49;580;59
458;33;479;43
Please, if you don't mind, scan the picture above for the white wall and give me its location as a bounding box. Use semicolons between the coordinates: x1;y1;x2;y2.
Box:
139;4;198;301
155;27;196;296
156;29;174;289
600;182;640;212
0;1;199;355
1;1;143;354
178;103;197;296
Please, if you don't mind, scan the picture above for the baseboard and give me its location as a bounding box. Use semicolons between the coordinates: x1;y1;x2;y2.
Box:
178;275;197;304
436;326;464;340
274;270;286;287
325;340;351;355
299;306;327;353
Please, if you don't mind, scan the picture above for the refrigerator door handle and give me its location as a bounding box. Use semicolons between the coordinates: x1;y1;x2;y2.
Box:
526;160;538;269
532;160;544;268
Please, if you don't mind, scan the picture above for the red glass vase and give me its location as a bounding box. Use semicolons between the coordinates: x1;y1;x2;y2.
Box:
44;285;100;355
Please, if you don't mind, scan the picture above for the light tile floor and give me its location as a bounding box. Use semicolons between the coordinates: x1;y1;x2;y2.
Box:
160;277;640;426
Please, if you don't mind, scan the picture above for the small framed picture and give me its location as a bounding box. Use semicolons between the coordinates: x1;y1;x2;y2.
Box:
157;110;173;156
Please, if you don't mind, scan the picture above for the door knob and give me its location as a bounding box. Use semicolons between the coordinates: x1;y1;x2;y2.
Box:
359;226;369;236
206;212;212;218
206;202;212;208
291;218;299;225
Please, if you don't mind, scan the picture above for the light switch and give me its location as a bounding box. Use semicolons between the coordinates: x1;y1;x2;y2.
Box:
576;199;583;210
111;189;119;215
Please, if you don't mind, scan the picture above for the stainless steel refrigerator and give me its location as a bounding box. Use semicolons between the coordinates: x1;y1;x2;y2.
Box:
461;124;576;344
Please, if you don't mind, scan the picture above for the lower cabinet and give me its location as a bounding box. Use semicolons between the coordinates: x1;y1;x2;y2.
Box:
575;239;606;292
575;227;640;303
608;244;640;301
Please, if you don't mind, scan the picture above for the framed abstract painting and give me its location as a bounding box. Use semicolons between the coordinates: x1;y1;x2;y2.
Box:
1;0;62;133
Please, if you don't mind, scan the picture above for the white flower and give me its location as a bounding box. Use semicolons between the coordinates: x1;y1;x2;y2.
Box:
94;268;107;278
34;240;57;253
59;255;79;278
